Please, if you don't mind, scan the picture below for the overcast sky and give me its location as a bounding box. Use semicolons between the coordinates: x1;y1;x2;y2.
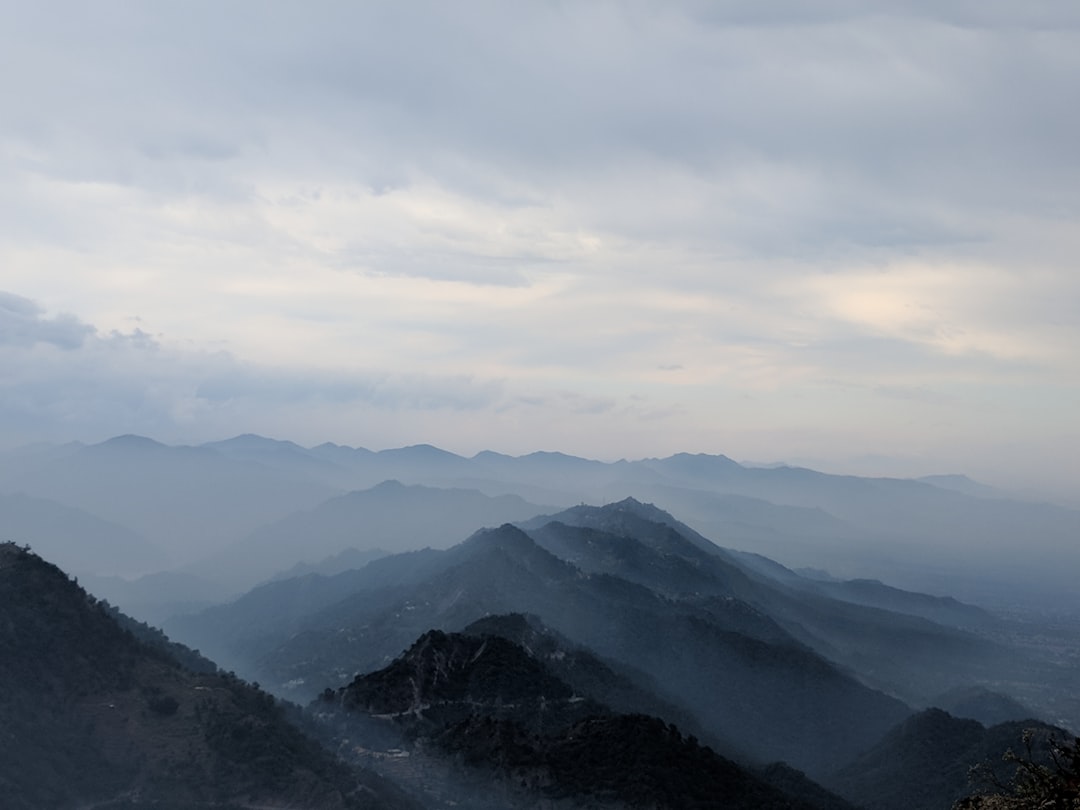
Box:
2;1;1078;501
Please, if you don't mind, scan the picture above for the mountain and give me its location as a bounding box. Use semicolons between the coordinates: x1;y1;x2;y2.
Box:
931;686;1037;727
827;709;1068;810
917;474;1006;500
0;492;166;576
202;433;346;479
268;547;390;581
521;499;1009;704
0;542;417;810
82;569;237;627
0;436;337;567
457;613;716;746
176;519;911;776
727;552;996;631
170;496;1076;760
520;495;731;557
7;434;1079;612
163;546;453;678
335;628;603;736
318;624;857;810
193;480;552;589
623;463;1080;607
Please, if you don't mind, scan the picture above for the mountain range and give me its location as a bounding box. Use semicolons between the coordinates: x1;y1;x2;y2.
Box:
167;496;1075;788
1;496;1074;807
3;433;1078;614
3;433;1079;808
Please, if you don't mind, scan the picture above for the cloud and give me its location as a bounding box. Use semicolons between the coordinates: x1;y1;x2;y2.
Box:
0;290;508;448
195;366;501;412
0;4;1078;497
0;292;94;349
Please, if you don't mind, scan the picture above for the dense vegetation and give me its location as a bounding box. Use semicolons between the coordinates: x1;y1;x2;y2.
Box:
0;542;415;810
957;729;1080;809
439;713;844;809
829;709;1073;810
322;622;858;809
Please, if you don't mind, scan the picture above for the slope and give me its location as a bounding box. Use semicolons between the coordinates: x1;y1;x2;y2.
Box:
239;524;910;776
524;499;1010;704
0;491;166;576
827;709;1071;810
193;480;551;589
319;625;857;810
0;542;416;810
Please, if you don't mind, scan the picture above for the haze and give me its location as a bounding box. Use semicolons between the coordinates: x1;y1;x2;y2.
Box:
2;2;1078;505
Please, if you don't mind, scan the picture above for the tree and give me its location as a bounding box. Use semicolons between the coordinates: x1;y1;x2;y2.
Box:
956;729;1080;809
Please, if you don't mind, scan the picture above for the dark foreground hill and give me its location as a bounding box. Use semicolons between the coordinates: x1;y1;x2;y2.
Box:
0;542;417;810
317;623;857;810
827;708;1072;810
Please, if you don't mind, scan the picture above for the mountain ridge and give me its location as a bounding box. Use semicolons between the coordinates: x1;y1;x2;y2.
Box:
0;542;416;810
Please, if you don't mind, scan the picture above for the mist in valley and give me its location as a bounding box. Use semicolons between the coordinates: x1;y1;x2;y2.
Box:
4;433;1080;809
4;1;1080;808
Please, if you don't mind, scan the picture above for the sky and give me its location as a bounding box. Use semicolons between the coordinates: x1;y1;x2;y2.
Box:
2;1;1078;502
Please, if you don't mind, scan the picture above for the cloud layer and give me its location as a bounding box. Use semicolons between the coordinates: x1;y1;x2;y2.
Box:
1;2;1077;500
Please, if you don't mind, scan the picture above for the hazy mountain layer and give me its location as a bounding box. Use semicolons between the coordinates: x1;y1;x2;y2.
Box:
0;491;165;577
0;436;336;567
175;517;911;776
524;499;1010;704
6;434;1080;614
193;479;552;589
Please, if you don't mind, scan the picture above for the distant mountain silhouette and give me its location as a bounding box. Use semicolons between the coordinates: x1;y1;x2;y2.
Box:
0;491;166;576
268;547;390;581
6;434;1079;612
0;435;336;567
194;480;552;589
917;474;1005;500
931;685;1037;727
81;569;236;627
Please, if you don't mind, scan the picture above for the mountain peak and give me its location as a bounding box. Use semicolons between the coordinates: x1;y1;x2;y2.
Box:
455;524;576;584
206;433;303;450
524;498;721;558
0;540;28;566
637;452;745;485
95;434;166;450
379;443;463;458
462;522;539;553
606;495;671;518
472;449;513;461
338;628;576;723
370;478;407;491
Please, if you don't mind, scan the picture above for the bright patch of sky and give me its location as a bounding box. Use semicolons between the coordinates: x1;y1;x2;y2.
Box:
2;1;1078;502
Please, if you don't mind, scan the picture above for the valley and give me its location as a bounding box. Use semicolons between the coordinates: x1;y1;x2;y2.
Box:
2;434;1078;809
